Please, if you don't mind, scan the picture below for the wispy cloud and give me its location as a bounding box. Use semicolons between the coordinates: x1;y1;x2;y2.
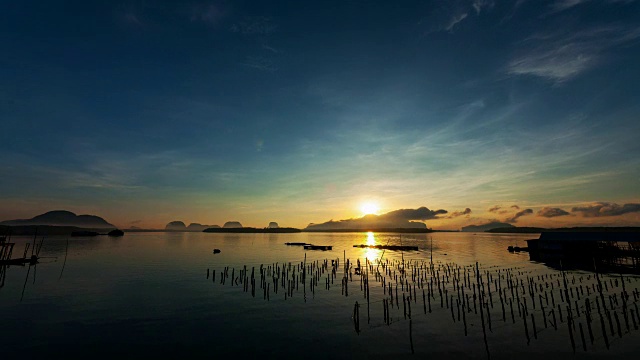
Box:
508;42;595;82
231;16;280;72
549;0;637;13
190;3;225;24
255;139;264;152
230;16;277;35
550;0;588;12
421;0;494;33
508;24;640;82
242;55;277;72
122;12;142;26
262;44;279;53
472;0;495;14
446;13;468;31
118;2;228;28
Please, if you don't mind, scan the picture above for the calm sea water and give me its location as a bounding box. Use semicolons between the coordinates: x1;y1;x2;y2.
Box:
1;231;639;359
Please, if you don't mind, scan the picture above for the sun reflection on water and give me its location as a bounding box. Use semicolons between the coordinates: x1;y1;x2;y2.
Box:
366;231;375;245
364;232;381;262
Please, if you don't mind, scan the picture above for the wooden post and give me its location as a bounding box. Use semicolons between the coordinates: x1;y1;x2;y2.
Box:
614;311;622;338
579;322;586;351
599;314;610;349
523;310;530;344
531;313;537;339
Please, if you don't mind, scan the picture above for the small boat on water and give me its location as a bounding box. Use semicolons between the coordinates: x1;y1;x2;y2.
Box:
285;242;309;246
304;245;332;251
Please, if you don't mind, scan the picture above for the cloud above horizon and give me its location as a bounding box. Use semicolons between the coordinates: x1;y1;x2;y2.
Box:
448;208;472;218
505;208;533;223
571;202;640;217
306;206;447;230
489;205;520;215
537;207;570;218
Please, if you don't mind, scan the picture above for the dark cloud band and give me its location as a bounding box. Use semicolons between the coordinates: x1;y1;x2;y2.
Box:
572;202;640;217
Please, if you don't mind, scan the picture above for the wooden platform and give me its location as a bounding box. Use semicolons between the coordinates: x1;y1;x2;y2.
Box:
304;245;332;251
0;255;38;266
353;245;419;251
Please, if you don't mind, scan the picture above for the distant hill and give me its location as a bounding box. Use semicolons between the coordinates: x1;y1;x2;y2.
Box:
165;221;220;231
187;223;220;231
461;222;514;232
303;228;434;233
187;223;208;231
204;227;301;233
0;210;114;229
165;221;187;231
223;221;243;228
485;227;545;233
305;218;427;231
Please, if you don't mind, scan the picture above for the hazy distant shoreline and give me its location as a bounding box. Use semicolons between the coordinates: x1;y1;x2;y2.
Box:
4;224;640;236
203;227;301;233
1;225;439;235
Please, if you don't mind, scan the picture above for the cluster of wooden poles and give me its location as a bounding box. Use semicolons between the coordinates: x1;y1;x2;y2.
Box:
349;255;640;356
206;251;640;356
207;253;343;302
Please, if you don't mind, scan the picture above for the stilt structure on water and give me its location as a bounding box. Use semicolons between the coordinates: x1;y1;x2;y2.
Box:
0;232;40;266
526;232;640;273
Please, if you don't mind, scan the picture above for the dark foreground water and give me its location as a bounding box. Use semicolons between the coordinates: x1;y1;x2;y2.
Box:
1;231;639;359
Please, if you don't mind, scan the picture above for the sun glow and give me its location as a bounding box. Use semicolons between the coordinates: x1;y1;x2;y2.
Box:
363;232;381;261
360;202;380;216
366;231;376;245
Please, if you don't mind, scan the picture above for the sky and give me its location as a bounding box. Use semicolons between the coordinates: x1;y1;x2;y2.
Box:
1;0;639;230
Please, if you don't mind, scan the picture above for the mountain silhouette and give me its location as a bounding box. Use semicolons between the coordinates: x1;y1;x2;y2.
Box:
165;221;187;230
0;210;114;228
461;222;515;232
223;221;243;228
187;223;220;231
165;221;220;231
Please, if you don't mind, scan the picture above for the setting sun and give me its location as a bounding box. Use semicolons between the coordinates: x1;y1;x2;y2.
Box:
360;202;380;216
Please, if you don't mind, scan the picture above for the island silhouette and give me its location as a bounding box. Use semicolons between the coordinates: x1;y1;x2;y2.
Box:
1;210;114;228
461;222;515;232
0;210;121;236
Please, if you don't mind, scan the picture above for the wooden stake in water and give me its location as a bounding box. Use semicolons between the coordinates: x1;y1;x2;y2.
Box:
600;314;610;349
579;322;587;351
476;262;491;359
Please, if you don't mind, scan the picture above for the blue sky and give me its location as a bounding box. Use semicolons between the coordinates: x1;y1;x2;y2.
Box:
1;0;639;229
